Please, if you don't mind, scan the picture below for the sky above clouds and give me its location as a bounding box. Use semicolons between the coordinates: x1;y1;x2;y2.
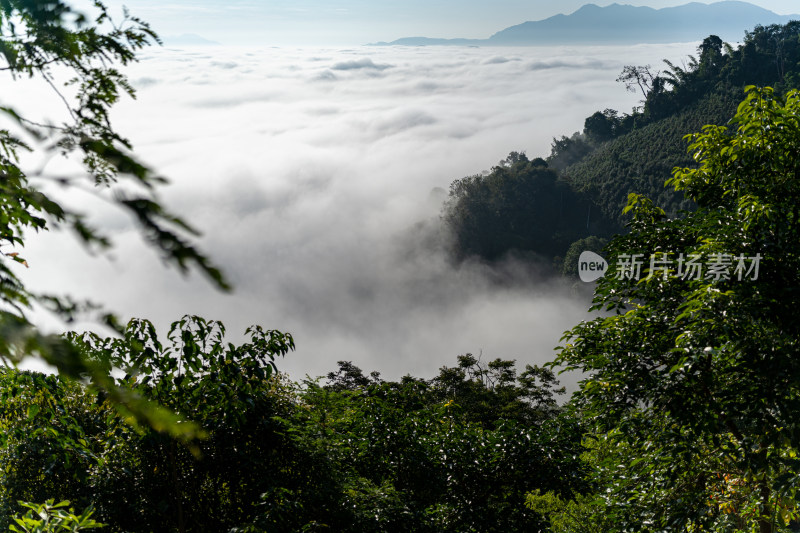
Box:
74;0;800;45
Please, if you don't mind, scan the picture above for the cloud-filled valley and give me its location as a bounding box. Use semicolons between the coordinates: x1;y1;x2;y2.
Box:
19;42;700;385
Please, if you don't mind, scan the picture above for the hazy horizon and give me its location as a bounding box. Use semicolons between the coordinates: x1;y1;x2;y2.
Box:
71;0;800;46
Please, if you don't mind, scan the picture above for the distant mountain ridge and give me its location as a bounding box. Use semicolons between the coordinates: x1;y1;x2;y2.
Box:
370;1;800;46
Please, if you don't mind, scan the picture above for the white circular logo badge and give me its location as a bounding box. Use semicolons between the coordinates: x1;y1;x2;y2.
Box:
578;251;608;282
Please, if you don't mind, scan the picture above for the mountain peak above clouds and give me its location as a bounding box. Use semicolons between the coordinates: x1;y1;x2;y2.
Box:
371;1;800;46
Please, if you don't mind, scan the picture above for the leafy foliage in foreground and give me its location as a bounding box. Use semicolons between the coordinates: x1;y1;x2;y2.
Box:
291;356;583;532
9;500;104;533
0;0;228;441
554;87;800;532
0;322;585;532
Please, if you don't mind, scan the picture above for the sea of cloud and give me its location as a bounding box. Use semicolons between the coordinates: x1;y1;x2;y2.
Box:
17;42;701;388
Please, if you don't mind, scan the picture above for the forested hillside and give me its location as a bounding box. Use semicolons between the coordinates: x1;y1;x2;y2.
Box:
564;87;741;226
444;23;800;269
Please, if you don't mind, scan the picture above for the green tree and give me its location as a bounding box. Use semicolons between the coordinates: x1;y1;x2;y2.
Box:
0;1;227;435
0;341;589;532
293;357;587;532
69;316;309;532
555;86;800;532
583;109;621;144
325;360;382;392
0;370;105;526
0;317;354;533
9;500;104;533
547;133;594;170
431;353;565;428
443;152;610;263
616;64;659;100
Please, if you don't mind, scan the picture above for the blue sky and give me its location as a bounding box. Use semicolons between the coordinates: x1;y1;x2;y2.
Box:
90;0;800;45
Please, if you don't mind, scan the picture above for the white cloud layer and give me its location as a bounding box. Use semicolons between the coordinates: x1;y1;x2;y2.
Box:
19;42;701;387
